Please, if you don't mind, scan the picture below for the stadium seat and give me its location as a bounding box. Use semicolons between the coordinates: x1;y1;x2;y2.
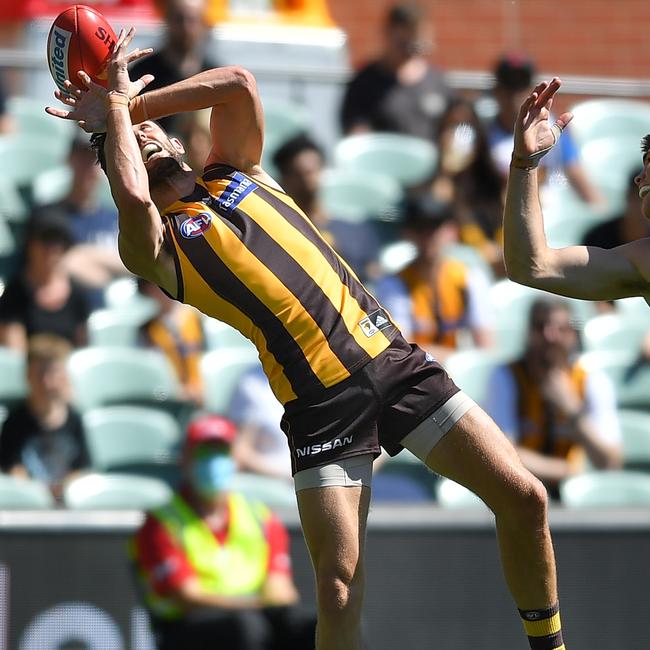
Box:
0;475;55;509
87;307;158;348
582;313;647;353
230;472;297;509
615;296;650;324
569;98;650;148
202;317;256;352
334;133;438;187
617;409;650;471
0;177;29;223
0;134;67;189
559;470;650;507
104;277;157;314
31;165;72;206
319;168;403;223
0;346;27;407
64;473;173;510
260;99;310;176
67;347;181;412
7;96;75;146
579;350;650;409
200;347;261;415
443;349;507;406
436;477;488;509
378;240;417;275
82;406;182;470
373;451;437;502
579;136;643;214
0;218;17;278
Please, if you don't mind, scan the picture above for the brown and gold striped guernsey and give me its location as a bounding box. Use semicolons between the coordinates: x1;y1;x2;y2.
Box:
161;164;397;404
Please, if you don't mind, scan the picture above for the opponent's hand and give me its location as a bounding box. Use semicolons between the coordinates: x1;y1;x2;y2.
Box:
512;78;573;168
107;26;151;95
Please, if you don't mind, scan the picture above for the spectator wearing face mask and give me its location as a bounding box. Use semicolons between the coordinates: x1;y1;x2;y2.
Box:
130;415;316;650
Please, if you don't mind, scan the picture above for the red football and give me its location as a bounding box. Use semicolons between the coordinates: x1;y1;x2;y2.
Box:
47;5;117;95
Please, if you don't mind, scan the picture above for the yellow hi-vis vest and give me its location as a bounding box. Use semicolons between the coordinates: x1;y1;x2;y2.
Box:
134;492;271;620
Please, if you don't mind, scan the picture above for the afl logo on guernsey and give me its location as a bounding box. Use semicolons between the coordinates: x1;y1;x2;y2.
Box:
180;212;212;238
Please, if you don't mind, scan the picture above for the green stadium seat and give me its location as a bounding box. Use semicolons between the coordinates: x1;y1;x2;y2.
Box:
202;317;256;352
0;134;67;188
582;314;647;353
64;472;173;510
201;347;261;415
0;218;17;277
7;96;75;146
378;240;417;275
260;99;310;176
569;98;650;147
68;347;181;412
373;451;437;502
0;475;55;509
334;133;438;187
436;477;488;509
559;470;650;507
617;409;650;471
443;350;507;406
104;277;159;317
579;350;650;410
87;306;159;348
230;472;297;509
82;405;182;471
31;165;72;206
319;168;403;223
0;346;27;407
0;177;29;223
615;297;650;324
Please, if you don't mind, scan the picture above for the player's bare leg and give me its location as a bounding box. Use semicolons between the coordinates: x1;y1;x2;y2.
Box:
425;406;558;608
297;485;370;650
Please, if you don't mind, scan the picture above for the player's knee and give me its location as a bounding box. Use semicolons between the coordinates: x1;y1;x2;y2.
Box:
498;471;548;526
316;566;363;619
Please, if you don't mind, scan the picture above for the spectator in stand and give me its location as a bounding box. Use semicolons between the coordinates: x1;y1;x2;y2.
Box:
131;414;316;650
34;135;126;308
374;194;493;363
340;3;452;140
430;96;505;275
485;298;623;499
487;53;603;206
0;213;90;351
0;72;14;133
0;335;90;500
583;168;650;248
273;134;381;283
130;0;217;133
137;278;205;406
227;364;292;481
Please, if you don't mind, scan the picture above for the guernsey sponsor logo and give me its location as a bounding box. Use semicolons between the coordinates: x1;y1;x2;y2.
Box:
216;172;257;213
295;435;354;458
180;212;212;238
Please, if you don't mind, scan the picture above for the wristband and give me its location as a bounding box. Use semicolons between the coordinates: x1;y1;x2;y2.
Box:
105;91;130;110
510;154;540;170
511;122;565;171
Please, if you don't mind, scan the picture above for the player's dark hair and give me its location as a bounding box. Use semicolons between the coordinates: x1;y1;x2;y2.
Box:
90;131;108;173
386;3;421;28
272;133;325;176
641;134;650;157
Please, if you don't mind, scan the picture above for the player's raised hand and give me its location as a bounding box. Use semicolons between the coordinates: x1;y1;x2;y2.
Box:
512;77;573;169
106;27;151;96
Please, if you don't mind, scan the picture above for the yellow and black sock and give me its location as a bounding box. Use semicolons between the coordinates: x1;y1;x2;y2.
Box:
519;601;565;649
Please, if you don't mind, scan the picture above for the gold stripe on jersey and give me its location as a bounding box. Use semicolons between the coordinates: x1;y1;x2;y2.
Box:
168;226;297;404
238;190;392;359
198;211;352;385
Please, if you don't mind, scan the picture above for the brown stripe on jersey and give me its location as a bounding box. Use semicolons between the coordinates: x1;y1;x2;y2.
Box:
214;204;373;373
176;230;325;396
253;183;393;327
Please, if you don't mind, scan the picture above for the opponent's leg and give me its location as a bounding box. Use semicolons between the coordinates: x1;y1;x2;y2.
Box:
404;402;564;648
296;481;370;650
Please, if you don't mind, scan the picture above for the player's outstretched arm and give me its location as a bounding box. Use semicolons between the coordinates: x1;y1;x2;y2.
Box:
503;78;648;300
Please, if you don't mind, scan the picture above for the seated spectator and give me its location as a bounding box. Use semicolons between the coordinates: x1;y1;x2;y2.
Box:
583;169;650;248
0;335;90;500
131;415;316;650
0;214;90;351
374;195;493;362
137;279;205;406
340;3;452;140
227;365;292;481
273;134;381;282
487;53;603;207
34;135;126;307
485;298;623;499
130;0;217;134
430;96;505;274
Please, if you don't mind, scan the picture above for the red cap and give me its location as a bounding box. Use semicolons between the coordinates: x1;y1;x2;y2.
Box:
186;415;237;449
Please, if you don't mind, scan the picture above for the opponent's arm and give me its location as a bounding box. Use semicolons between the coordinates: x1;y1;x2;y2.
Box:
503;78;648;300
